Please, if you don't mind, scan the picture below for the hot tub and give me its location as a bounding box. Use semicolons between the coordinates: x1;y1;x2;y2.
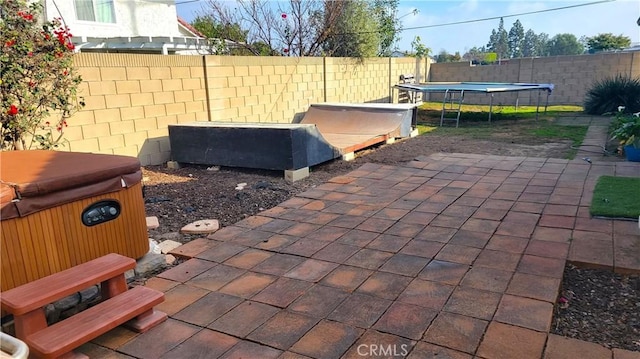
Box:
0;151;149;292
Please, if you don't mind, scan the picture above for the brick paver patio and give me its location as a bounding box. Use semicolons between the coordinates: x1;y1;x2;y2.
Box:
78;119;639;358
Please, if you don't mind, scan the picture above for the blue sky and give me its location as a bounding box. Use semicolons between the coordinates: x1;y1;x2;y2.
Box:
176;0;640;54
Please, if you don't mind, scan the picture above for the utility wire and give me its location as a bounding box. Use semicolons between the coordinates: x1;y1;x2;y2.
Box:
402;0;615;32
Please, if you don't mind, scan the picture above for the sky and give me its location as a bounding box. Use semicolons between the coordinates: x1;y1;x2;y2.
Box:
175;0;640;55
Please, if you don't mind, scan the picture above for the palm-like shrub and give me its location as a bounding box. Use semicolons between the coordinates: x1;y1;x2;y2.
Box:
584;74;640;115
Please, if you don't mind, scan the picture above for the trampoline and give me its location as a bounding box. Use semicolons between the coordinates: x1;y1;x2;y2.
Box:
394;82;554;127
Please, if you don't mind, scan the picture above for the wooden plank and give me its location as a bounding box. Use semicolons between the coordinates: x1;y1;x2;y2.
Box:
1;253;135;315
26;286;164;358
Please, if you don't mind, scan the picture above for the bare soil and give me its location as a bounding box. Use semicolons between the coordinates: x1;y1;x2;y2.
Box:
141;121;638;353
142;133;573;235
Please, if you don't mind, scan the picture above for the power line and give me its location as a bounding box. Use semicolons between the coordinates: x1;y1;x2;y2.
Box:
401;0;616;32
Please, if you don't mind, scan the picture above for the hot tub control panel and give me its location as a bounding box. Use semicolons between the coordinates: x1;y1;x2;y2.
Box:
82;200;121;226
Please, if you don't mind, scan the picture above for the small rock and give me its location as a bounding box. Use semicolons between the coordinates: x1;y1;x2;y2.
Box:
254;181;271;189
146;216;159;230
155;232;182;241
158;240;182;254
165;254;176;265
79;286;100;302
125;269;136;281
149;239;161;254
238;182;247;187
207;166;220;171
180;219;220;234
54;293;80;311
134;253;165;276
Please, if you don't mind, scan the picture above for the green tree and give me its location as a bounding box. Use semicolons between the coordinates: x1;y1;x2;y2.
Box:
547;33;584;56
410;36;430;58
535;33;550;56
324;0;379;58
372;0;401;56
522;29;537;57
507;19;524;58
191;15;248;54
487;18;509;60
586;33;631;52
1;0;84;150
436;50;461;63
462;46;486;63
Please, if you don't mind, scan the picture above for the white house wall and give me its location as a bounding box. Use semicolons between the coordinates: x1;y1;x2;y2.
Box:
44;0;182;38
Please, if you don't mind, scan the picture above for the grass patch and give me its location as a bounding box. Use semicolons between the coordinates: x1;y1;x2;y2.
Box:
418;102;583;122
414;102;588;159
590;176;640;219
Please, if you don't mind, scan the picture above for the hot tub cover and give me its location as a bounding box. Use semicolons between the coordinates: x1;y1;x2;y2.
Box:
0;151;142;219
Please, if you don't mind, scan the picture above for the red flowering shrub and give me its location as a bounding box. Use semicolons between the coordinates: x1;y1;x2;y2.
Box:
1;0;84;150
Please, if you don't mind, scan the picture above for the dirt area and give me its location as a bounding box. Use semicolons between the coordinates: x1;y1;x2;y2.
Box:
552;264;640;351
142;132;574;235
141;119;638;353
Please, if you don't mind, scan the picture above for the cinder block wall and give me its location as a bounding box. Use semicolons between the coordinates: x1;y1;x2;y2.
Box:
58;52;637;165
429;52;640;106
70;53;207;165
63;54;421;165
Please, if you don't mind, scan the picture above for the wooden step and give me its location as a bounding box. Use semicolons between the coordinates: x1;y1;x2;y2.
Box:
1;254;135;316
26;286;166;359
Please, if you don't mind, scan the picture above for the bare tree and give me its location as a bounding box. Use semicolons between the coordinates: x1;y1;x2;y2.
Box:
200;0;347;56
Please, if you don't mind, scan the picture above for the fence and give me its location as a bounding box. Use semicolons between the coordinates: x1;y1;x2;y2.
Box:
66;54;419;165
57;51;639;165
428;52;640;106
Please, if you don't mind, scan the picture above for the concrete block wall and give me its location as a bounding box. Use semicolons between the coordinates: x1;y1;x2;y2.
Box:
69;53;207;165
205;56;325;124
429;52;640;106
56;51;638;166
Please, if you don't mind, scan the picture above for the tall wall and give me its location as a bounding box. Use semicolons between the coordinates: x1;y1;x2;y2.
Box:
69;54;208;165
56;52;638;166
428;52;640;106
63;54;418;165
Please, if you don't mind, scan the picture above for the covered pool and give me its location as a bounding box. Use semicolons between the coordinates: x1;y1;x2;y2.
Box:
394;82;554;127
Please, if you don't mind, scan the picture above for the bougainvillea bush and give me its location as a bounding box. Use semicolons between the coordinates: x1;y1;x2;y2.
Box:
1;0;84;150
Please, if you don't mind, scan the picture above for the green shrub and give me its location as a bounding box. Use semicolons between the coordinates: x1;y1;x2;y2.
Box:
583;74;640;115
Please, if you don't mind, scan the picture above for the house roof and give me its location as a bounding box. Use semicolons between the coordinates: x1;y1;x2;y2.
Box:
177;17;206;38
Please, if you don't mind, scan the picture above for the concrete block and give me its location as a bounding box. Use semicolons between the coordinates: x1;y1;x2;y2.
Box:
146;216;159;230
386;137;396;145
158;240;182;254
134;253;166;277
166;161;181;169
285;167;310;183
342;152;355;161
181;219;220;234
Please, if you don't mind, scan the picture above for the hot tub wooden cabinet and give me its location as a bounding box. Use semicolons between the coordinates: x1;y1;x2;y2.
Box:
0;151;149;292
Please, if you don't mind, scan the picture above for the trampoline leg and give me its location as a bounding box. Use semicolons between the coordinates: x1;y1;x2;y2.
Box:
536;90;541;121
455;90;464;128
544;91;550;114
488;94;494;123
440;89;449;126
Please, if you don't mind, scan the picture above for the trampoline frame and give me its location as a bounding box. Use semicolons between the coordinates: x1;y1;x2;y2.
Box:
394;82;554;127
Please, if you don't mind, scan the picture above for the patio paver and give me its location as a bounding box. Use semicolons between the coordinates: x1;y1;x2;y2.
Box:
77;151;638;358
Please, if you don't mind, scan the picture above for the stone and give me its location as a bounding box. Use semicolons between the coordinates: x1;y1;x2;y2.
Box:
181;219;220;234
134;253;166;276
79;286;100;302
54;292;80;311
285;167;310;182
166;161;181;169
156;232;182;241
158;240;182;254
149;239;161;254
166;254;177;265
146;216;159;230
